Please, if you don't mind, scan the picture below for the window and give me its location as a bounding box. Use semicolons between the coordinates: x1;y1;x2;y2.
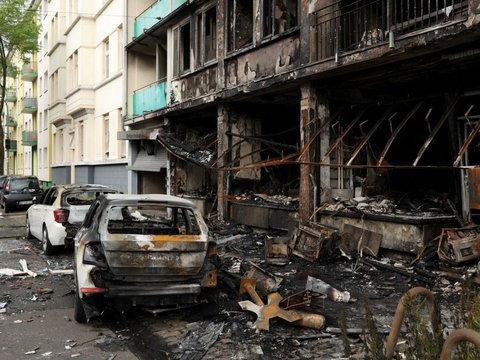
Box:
104;114;109;158
117;25;123;71
43;110;48;130
43;71;48;93
43;33;48;56
173;21;191;76
69;50;78;89
118;109;126;158
103;37;110;78
50;70;58;102
263;0;298;37
196;7;217;67
59;129;64;162
79;122;84;160
51;13;58;47
227;0;253;52
68;0;78;26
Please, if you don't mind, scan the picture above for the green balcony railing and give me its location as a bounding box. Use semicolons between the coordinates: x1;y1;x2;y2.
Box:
6;115;16;127
6;65;18;78
6;139;17;152
22;130;38;146
22;63;38;81
5;88;17;102
22;97;38;113
133;80;167;117
134;0;187;38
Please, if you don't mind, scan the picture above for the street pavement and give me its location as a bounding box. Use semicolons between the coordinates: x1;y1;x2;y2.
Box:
0;211;138;360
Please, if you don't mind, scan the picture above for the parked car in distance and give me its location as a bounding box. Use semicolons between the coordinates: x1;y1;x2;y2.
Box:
74;194;218;323
26;184;119;254
0;175;43;213
0;175;7;192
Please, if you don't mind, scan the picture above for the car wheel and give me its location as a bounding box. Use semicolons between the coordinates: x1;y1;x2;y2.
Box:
74;279;87;323
42;226;55;255
26;216;33;239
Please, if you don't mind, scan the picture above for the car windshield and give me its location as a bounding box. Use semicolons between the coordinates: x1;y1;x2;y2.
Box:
11;178;40;191
65;190;116;206
106;204;201;236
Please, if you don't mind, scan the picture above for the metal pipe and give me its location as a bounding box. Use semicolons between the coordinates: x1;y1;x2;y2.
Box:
440;329;480;360
310;174;317;222
385;287;440;359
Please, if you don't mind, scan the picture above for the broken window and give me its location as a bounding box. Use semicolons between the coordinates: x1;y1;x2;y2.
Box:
173;21;191;76
227;0;253;52
196;6;217;67
263;0;298;37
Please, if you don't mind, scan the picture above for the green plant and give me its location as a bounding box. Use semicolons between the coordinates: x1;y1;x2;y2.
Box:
362;303;385;360
403;294;443;360
339;312;351;357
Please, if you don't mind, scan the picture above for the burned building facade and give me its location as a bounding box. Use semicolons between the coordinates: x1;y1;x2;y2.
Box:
123;0;480;254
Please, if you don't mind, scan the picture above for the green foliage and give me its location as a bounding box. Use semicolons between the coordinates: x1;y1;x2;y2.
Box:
0;0;40;58
457;279;480;360
363;303;385;360
403;294;443;360
339;312;351;357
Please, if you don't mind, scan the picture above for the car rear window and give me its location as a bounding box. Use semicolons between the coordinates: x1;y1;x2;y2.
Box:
64;190;116;206
11;178;40;191
106;205;201;236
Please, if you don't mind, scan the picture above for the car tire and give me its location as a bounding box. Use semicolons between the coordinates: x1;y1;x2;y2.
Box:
26;216;33;239
42;226;55;255
74;280;87;324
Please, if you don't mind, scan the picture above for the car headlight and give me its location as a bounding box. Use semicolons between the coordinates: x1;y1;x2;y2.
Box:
83;243;107;267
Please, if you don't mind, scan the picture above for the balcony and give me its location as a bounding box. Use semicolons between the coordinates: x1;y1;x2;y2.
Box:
6;65;18;78
22;63;38;81
6;139;17;152
5;88;17;102
6;115;16;127
22;97;38;113
311;0;469;61
22;130;38;146
133;80;167;117
134;0;187;38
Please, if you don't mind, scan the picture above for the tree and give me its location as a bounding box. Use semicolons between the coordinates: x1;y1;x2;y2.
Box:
0;0;40;174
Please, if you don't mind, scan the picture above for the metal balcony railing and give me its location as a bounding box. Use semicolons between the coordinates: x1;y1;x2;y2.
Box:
6;139;17;152
133;0;187;38
311;0;469;61
22;63;38;81
133;80;167;116
5;88;17;102
22;130;38;146
22;97;38;113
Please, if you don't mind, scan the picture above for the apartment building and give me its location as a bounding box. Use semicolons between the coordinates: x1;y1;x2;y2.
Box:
4;63;19;175
37;0;127;192
124;0;480;253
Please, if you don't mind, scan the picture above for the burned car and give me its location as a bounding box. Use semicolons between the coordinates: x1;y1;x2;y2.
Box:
74;194;218;323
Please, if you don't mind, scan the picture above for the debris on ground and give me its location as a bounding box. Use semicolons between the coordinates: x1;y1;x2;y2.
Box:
438;226;480;263
305;276;351;303
176;321;225;360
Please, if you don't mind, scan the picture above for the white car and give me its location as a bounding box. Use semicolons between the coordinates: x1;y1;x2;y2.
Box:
26;184;119;254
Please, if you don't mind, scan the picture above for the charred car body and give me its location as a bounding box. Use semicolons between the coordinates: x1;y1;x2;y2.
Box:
74;194;218;323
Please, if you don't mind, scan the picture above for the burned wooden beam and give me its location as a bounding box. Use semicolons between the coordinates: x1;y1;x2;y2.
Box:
360;257;435;285
225;131;298;151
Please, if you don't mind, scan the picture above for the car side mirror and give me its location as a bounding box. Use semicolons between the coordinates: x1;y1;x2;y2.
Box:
32;197;38;205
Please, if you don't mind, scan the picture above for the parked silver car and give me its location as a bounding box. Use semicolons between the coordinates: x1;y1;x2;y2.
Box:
74;194;218;323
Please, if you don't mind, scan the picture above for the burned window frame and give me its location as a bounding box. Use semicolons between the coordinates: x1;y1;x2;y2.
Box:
262;0;299;39
173;19;192;77
196;5;217;68
226;0;254;53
